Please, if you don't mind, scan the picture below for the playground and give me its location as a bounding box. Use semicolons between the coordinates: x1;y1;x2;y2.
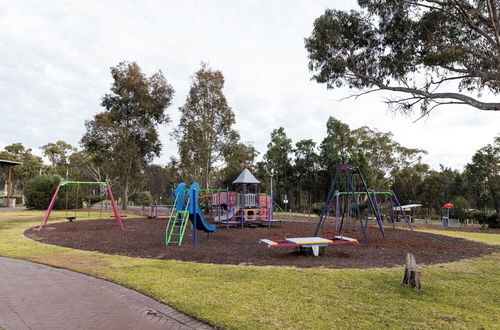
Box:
25;217;496;268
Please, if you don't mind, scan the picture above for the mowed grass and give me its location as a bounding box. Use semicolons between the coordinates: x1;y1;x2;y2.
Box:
414;227;500;246
0;210;499;329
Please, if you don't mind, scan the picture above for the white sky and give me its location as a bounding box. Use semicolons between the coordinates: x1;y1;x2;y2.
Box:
0;1;498;171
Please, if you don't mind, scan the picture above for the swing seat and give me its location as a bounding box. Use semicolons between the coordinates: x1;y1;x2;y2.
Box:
66;216;76;222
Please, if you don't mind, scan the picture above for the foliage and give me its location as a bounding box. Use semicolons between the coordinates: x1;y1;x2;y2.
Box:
263;127;293;205
305;1;500;113
450;196;470;223
41;140;76;176
81;61;174;209
485;213;500;228
173;63;239;189
319;117;354;175
217;142;259;187
23;175;82;209
0;143;44;190
472;211;500;228
464;136;500;213
392;163;429;203
131;191;153;206
67;150;106;182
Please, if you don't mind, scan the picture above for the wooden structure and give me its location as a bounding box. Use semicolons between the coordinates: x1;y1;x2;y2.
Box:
0;159;23;207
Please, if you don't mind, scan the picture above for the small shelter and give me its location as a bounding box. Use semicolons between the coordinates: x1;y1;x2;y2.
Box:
0;159;23;207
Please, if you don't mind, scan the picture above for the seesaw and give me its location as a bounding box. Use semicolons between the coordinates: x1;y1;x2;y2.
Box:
259;236;357;256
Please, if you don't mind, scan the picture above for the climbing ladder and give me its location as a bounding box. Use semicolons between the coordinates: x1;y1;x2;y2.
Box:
166;197;190;245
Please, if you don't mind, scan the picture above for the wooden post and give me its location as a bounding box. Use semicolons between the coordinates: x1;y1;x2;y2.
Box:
403;252;421;290
5;167;12;207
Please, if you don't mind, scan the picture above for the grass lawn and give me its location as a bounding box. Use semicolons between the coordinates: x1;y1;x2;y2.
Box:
1;210;499;329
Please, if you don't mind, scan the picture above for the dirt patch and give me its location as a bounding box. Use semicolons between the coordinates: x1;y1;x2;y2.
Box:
24;218;497;269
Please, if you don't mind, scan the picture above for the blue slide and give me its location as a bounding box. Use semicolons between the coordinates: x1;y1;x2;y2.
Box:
186;182;217;233
174;183;187;212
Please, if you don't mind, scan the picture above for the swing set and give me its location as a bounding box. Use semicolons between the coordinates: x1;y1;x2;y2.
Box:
315;164;413;246
38;180;124;231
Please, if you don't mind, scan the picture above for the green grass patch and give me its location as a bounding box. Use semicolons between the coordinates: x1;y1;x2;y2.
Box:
0;211;499;329
414;227;500;246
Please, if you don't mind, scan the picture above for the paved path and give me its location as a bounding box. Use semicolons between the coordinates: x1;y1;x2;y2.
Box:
0;257;212;330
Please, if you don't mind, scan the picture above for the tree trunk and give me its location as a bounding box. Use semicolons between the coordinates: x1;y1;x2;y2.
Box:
122;175;129;210
488;181;499;214
402;252;421;290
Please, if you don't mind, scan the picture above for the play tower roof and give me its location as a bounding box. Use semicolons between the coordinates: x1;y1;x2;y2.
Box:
232;167;260;185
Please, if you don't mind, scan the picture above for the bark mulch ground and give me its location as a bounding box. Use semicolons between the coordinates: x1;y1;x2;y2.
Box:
25;218;498;269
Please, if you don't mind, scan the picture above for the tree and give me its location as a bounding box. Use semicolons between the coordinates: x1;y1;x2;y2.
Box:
81;61;174;209
450;196;471;223
421;165;462;212
0;143;44;190
217;142;259;187
319;117;355;174
41;140;76;176
173;63;239;189
305;1;500;115
392;163;429;204
352;126;426;189
294;139;320;212
67;150;106;183
263;127;293;206
464;136;500;213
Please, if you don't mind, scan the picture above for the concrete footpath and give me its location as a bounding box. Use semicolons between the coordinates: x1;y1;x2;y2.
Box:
0;257;213;329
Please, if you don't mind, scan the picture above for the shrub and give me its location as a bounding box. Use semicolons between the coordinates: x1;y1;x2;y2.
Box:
131;191;153;206
24;175;60;209
24;175;83;210
486;213;500;228
311;202;324;214
471;211;500;228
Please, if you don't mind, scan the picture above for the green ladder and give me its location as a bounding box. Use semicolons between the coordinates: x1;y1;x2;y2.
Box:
166;198;190;245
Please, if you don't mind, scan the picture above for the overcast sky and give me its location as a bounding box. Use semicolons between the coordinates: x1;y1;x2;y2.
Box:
1;1;498;171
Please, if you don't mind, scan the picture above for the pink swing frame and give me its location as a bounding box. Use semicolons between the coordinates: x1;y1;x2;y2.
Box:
38;180;124;231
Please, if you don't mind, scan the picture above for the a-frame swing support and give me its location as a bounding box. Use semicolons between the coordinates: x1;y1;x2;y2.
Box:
314;164;370;246
38;180;124;231
314;164;390;247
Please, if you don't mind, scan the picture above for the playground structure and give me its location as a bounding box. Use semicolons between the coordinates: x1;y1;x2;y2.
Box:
204;167;283;228
314;163;412;246
330;190;412;233
260;235;358;256
38;180;124;230
165;182;217;245
261;163;412;254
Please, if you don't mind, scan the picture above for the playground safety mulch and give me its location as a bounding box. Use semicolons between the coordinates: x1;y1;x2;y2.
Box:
25;218;498;269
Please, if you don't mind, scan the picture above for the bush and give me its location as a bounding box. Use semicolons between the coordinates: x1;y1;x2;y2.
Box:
24;175;83;210
131;191;153;206
471;211;500;228
485;213;500;228
24;175;60;209
311;202;324;214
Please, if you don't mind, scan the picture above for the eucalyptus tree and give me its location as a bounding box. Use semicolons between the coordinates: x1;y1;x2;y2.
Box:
305;0;500;115
41;140;76;176
81;61;174;209
0;143;44;189
465;136;500;213
173;63;239;189
263;127;293;206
